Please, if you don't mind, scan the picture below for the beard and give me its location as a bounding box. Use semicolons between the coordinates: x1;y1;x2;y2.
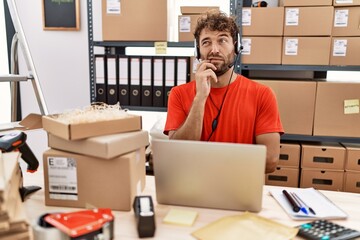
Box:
207;53;235;76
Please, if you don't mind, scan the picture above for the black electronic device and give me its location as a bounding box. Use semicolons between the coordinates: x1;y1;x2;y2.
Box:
0;130;41;201
133;196;156;238
297;219;360;240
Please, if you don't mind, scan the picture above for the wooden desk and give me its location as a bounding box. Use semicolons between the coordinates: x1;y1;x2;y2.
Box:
24;172;360;240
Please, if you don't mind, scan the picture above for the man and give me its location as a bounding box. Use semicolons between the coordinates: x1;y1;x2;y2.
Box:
164;10;283;173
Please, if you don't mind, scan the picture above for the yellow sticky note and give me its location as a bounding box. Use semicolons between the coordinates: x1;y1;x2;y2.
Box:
344;99;360;114
155;42;167;54
163;209;198;226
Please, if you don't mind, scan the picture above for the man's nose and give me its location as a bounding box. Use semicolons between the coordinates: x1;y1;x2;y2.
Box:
210;43;220;54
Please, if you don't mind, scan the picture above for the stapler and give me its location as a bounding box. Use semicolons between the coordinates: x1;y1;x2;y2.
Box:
0;130;41;201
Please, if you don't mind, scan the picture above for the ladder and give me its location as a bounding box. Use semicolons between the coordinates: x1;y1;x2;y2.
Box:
0;0;48;121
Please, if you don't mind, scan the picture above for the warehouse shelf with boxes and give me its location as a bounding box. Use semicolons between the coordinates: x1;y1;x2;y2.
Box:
87;0;360;192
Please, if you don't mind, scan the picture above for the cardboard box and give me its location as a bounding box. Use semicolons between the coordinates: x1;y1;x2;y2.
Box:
344;171;360;193
333;0;360;6
241;37;282;64
301;142;346;170
279;143;301;167
242;7;284;36
313;82;360;137
0;113;42;134
330;37;360;66
282;37;331;65
254;80;317;135
42;114;142;140
48;130;149;159
300;169;344;191
266;167;299;187
43;148;145;211
284;7;334;36
332;7;360;36
179;15;200;42
178;6;219;42
280;0;333;6
102;0;167;41
342;143;360;171
180;6;219;14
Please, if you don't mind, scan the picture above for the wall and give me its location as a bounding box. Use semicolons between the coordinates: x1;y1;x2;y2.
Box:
16;0;90;117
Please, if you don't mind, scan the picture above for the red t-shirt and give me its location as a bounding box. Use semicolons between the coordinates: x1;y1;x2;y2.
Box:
164;75;284;143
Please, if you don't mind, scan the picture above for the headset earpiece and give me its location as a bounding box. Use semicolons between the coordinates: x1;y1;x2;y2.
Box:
194;39;200;60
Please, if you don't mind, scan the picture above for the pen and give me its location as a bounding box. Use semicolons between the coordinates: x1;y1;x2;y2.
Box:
291;192;308;215
292;192;316;215
282;190;300;213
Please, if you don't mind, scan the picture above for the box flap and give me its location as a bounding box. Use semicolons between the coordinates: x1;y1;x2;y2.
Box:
18;113;43;130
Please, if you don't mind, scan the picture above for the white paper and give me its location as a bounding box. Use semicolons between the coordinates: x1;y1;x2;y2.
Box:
336;0;353;3
142;58;151;87
165;59;175;87
285;39;298;56
107;57;116;82
119;57;128;85
286;8;299;26
130;58;140;85
179;16;191;32
242;9;252;26
95;57;104;84
333;39;347;57
48;156;78;200
106;0;121;15
177;58;188;85
241;38;251;55
154;59;163;87
270;188;348;220
334;9;349;27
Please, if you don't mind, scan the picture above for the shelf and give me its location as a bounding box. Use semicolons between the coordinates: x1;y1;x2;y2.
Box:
241;64;360;72
281;134;360;144
122;106;167;112
93;41;194;48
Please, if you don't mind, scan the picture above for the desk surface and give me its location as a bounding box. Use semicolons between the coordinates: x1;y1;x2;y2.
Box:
23;170;360;240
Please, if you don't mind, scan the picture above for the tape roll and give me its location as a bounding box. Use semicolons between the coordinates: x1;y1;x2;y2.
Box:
32;214;65;240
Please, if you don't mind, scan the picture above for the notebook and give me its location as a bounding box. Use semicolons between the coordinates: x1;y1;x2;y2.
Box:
151;139;267;212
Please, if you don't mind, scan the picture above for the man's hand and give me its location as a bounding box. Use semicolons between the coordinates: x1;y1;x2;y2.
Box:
195;60;217;99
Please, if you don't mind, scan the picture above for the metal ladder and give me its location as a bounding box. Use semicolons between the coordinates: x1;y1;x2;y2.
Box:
0;0;48;121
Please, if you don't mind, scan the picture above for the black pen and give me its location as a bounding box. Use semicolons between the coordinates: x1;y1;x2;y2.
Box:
282;190;300;212
292;192;316;215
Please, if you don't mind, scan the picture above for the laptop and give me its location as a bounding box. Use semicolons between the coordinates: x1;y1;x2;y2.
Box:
151;139;266;212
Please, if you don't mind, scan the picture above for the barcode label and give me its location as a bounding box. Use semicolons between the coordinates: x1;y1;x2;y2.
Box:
47;156;78;200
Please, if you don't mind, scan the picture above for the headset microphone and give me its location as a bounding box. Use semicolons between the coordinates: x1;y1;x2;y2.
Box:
252;1;268;7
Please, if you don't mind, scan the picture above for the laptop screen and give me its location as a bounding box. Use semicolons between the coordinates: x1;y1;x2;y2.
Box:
152;139;266;212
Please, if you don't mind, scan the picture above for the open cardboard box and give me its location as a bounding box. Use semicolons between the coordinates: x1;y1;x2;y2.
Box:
0;113;42;134
42;114;142;140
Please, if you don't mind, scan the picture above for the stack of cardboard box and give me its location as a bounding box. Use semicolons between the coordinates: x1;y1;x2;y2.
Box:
266;142;301;187
331;0;360;65
241;6;284;64
41;113;149;211
342;143;360;193
0;152;31;239
300;142;346;191
281;0;333;65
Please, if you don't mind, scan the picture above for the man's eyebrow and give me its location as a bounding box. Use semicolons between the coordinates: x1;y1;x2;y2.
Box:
200;37;210;43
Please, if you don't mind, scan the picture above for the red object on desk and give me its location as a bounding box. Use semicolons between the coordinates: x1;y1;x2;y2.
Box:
44;208;114;237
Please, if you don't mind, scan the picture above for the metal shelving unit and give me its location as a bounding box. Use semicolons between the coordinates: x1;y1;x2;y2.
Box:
86;0;360;143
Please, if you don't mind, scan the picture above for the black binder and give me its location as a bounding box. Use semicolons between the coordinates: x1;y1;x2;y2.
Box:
95;55;106;103
141;57;152;106
130;57;141;106
106;55;118;105
152;57;164;107
164;57;175;107
118;56;129;106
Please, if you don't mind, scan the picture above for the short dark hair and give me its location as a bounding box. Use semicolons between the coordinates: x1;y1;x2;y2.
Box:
193;10;239;47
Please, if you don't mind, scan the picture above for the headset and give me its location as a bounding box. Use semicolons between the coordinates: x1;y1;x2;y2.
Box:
194;32;242;60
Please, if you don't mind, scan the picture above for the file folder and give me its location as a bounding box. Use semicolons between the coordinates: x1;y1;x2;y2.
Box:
141;57;152;106
95;55;106;103
130;57;141;106
118;56;129;106
177;57;189;86
152;57;164;107
106;55;118;105
165;57;175;107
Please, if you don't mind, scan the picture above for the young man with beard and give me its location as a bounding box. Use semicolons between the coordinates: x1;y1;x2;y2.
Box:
163;10;284;173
